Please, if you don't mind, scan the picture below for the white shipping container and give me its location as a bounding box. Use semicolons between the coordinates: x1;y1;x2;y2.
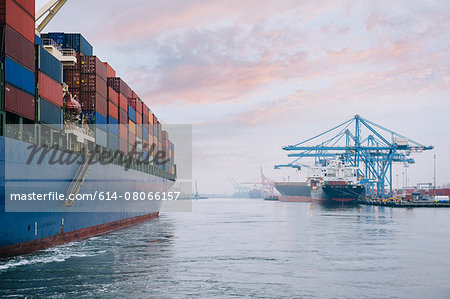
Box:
435;196;449;202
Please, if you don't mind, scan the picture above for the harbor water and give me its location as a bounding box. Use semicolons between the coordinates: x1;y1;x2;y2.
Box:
1;198;450;298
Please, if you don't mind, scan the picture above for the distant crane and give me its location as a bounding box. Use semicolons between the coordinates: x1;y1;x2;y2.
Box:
193;180;208;200
275;115;433;197
229;178;250;197
241;167;276;198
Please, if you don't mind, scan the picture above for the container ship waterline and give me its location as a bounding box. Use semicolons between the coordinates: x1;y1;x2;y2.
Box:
274;182;311;202
0;0;177;257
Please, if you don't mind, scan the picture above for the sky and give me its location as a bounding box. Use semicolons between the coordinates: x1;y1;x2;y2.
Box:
37;0;450;193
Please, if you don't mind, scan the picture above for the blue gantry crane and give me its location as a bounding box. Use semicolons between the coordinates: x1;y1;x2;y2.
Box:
275;115;433;197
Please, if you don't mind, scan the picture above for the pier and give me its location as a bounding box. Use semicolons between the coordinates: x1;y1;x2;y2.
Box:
358;198;450;208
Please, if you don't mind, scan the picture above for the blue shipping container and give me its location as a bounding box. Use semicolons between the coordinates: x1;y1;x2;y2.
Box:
43;33;93;56
46;32;65;47
96;128;107;147
107;133;119;150
143;127;148;140
142;150;149;161
37;46;62;83
81;110;95;123
35;35;43;46
5;57;35;95
153;125;158;137
128;106;136;123
96;112;108;131
108;116;119;135
39;98;63;129
64;33;93;56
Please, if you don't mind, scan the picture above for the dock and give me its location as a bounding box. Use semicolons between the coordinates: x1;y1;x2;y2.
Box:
358;198;450;208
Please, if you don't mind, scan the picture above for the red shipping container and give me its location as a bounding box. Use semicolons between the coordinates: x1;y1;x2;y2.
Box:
80;56;107;80
5;83;35;120
119;124;128;139
143;114;148;125
119;137;128;154
136;124;142;139
136;112;142;125
107;77;131;98
3;25;35;71
96;94;108;115
38;71;63;107
119;108;127;124
64;69;81;89
119;93;128;111
78;92;107;115
108;101;118;120
127;97;137;110
143;104;149;118
103;62;116;78
15;0;34;17
81;74;107;99
134;100;142;114
0;0;35;43
153;114;158;124
107;86;118;106
128;132;136;146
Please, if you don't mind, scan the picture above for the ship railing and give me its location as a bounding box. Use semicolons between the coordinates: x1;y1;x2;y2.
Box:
42;38;62;51
42;38;77;66
60;48;77;58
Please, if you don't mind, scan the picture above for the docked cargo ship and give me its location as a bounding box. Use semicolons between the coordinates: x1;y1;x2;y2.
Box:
0;0;177;257
274;182;311;202
309;159;365;205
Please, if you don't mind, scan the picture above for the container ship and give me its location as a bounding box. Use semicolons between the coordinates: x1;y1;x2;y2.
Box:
309;159;365;205
274;182;311;202
0;0;176;257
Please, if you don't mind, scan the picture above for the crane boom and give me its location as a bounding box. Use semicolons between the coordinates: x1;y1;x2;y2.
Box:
35;0;68;33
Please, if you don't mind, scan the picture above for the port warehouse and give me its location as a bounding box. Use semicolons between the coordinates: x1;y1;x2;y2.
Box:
0;0;175;178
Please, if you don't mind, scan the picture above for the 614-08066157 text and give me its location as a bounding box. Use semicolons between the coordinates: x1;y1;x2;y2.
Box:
9;191;181;201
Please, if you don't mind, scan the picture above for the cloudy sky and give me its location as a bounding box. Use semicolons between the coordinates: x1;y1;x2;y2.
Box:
37;0;450;193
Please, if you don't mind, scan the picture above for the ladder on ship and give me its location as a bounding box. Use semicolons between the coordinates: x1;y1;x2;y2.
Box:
65;155;92;206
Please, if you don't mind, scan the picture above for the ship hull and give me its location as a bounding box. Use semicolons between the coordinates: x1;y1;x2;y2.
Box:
0;137;174;257
274;182;312;202
311;185;365;205
0;212;158;257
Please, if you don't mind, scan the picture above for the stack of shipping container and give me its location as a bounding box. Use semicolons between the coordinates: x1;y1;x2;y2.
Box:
1;0;36;124
1;1;175;176
107;76;131;154
45;32;174;174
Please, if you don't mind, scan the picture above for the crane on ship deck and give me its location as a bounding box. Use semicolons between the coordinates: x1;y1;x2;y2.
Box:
275;115;433;197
